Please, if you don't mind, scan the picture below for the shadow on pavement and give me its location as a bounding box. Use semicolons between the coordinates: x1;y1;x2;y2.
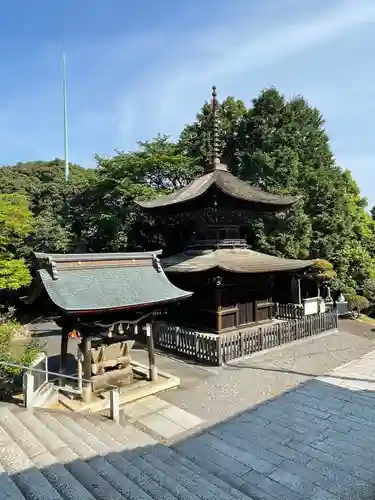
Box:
2;374;375;499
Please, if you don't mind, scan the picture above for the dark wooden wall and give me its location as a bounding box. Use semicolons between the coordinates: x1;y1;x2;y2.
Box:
167;271;274;333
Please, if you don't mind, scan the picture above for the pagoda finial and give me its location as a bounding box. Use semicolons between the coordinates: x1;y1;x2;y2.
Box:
204;85;227;173
211;85;220;168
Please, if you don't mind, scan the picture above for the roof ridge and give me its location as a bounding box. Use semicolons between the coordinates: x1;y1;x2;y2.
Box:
34;251;163;263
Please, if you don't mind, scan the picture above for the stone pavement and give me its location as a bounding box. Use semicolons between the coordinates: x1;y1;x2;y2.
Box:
160;326;375;424
172;348;375;499
4;348;375;499
119;395;204;441
8;318;375;498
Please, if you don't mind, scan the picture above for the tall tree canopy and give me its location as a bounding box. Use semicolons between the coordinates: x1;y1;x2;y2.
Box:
179;88;375;294
89;135;201;253
1;88;374;297
0;159;97;254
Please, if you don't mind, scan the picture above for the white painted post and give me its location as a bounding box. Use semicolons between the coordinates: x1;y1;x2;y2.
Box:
23;371;35;408
109;388;120;423
44;355;49;385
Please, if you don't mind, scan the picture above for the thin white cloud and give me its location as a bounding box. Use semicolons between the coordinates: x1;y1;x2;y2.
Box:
116;0;375;144
2;0;375;198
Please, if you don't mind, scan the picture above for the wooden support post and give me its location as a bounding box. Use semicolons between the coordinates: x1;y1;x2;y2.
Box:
77;346;83;395
82;335;92;403
146;323;157;381
216;288;222;333
59;324;69;387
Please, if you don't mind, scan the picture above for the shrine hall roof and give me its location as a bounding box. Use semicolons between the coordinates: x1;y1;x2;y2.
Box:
25;251;192;314
136;169;297;211
162;248;316;274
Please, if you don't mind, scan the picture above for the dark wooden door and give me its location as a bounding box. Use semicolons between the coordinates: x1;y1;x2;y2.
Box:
238;291;254;326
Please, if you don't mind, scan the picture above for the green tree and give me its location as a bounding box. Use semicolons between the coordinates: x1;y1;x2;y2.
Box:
0;194;33;290
0;159;97;254
178;87;375;290
179;96;246;171
88;135;200;252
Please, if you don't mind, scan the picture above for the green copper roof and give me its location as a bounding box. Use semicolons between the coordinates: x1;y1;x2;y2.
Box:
29;252;192;313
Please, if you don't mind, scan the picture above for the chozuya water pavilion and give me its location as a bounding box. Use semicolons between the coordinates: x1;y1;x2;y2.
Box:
24;251;192;401
136;86;319;334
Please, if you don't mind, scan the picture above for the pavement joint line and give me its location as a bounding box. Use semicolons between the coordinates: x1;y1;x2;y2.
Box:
156;406;204;430
123;396;203;432
317;348;375;377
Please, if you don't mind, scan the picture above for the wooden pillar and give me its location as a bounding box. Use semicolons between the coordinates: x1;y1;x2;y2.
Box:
297;278;302;304
82;335;92;403
216;288;222;333
59;323;69;387
77;347;83;395
146;323;157;381
291;276;302;304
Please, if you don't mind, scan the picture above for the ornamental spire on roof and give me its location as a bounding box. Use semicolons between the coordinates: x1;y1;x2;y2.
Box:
205;85;227;173
211;86;220;167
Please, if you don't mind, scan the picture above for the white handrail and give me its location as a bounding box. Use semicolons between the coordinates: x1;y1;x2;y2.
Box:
0;361;120;422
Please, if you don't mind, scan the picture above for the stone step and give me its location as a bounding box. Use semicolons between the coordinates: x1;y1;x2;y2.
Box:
174;440;291;500
131;453;202;500
0;405;261;500
1;408;95;500
82;417;180;500
0;425;64;500
174;439;250;490
58;412;179;500
150;444;251;500
140;445;246;500
34;411;126;500
83;412;157;448
0;461;27;500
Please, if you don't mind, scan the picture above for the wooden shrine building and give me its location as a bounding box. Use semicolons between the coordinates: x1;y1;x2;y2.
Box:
24;251;192;401
136;86;317;334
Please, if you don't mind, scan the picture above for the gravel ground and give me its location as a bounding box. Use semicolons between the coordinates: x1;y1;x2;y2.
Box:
159;325;375;424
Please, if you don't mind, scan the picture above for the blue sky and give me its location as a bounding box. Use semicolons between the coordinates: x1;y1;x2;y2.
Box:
1;0;375;205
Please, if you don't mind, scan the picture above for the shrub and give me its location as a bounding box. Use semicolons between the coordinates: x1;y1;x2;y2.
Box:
0;318;42;400
310;259;337;281
347;295;370;312
361;278;375;302
330;278;356;298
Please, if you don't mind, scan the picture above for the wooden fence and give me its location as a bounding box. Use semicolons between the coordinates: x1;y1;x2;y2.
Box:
153;325;220;365
274;302;304;319
153;310;338;366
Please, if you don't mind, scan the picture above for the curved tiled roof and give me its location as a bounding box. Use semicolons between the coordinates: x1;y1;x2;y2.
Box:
26;251;192;313
162;248;316;274
136;170;297;211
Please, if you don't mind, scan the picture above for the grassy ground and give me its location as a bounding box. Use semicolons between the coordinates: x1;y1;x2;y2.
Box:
358;314;375;326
